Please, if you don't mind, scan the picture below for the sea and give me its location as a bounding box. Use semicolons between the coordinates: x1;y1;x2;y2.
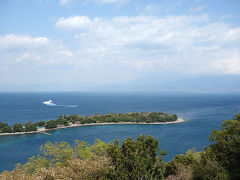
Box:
0;92;240;172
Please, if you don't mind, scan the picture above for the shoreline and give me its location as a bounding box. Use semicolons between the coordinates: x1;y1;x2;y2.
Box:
0;118;185;136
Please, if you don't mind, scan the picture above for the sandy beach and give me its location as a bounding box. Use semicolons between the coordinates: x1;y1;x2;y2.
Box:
0;118;185;136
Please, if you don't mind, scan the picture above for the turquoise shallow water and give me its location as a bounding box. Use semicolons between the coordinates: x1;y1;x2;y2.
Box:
0;92;240;172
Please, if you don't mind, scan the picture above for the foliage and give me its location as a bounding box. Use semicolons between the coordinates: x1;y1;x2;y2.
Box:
107;135;165;180
0;112;178;133
90;139;109;156
45;120;57;129
208;114;240;179
35;121;45;127
39;141;74;166
191;150;230;180
1;126;12;133
13;123;23;132
8;139;109;176
165;149;198;179
0;122;8;129
74;139;108;159
56;117;69;126
63;112;177;125
24;122;37;132
2;113;240;180
15;155;50;174
74;140;92;159
1;156;112;180
191;113;240;180
77;112;177;124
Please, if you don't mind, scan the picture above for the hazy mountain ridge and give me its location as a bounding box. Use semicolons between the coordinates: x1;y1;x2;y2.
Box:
0;75;240;93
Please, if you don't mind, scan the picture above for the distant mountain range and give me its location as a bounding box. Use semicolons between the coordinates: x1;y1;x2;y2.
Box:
1;75;240;93
94;75;240;93
147;75;240;93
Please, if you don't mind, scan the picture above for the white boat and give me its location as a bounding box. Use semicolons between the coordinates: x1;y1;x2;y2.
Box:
42;100;55;105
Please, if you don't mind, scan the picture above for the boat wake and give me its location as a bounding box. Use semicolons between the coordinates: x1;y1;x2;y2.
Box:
42;100;78;108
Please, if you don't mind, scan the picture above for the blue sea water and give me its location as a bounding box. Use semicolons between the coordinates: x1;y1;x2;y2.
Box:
0;92;240;172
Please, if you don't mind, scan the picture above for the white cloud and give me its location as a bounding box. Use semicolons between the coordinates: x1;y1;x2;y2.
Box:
0;34;49;50
0;34;74;65
55;16;92;30
68;14;240;75
210;50;240;74
1;13;240;90
0;34;78;85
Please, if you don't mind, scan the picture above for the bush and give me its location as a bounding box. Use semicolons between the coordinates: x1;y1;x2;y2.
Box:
1;126;12;133
0;122;8;129
45;120;57;129
24;122;37;132
13;123;24;132
107;135;166;180
35;121;45;127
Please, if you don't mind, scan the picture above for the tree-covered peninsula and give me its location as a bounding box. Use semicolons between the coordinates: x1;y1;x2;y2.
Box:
0;112;178;134
1;113;239;179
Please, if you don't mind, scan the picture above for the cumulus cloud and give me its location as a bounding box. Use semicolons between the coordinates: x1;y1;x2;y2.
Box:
1;13;240;89
0;34;49;50
57;14;240;75
0;34;74;65
55;16;92;30
0;34;78;85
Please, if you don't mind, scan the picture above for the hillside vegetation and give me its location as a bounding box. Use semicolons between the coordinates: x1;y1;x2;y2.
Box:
1;113;239;180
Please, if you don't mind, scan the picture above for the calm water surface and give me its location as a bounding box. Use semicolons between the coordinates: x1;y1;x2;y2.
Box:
0;92;240;172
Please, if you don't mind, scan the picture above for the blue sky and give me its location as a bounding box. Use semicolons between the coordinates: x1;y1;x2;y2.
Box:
0;0;240;91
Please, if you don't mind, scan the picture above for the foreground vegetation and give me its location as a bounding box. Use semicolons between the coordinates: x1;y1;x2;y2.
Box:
1;113;239;180
0;112;177;133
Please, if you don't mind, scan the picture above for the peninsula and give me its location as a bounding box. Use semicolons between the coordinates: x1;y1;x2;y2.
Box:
0;112;184;136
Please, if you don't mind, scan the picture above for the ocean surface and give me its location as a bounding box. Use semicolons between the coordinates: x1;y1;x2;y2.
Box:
0;92;240;172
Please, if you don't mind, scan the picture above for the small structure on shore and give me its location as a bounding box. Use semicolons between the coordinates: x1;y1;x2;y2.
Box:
36;126;45;131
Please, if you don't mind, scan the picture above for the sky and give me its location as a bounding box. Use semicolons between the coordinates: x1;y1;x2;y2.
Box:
0;0;240;92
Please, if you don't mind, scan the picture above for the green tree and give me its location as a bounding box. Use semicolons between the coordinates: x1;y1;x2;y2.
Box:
191;114;240;180
90;139;108;156
24;122;37;132
35;121;45;127
107;135;165;180
13;123;23;132
165;149;198;179
15;155;50;174
40;141;74;166
208;113;240;179
2;156;112;180
1;126;12;133
74;140;92;159
0;122;7;129
45;120;57;129
191;150;230;180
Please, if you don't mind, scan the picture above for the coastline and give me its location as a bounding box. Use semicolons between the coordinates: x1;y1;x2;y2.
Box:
0;118;185;136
